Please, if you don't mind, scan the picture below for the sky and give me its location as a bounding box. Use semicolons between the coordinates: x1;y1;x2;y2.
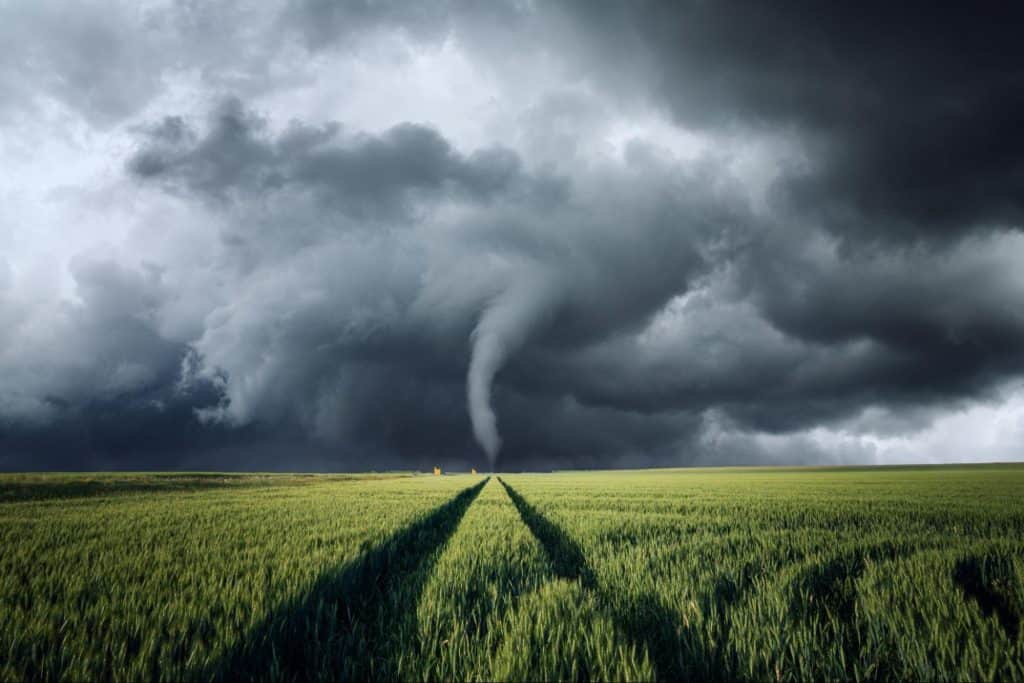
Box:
1;1;1023;471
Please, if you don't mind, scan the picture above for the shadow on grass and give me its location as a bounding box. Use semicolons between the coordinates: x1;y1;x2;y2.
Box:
205;478;488;682
954;554;1021;641
499;478;705;681
498;478;595;589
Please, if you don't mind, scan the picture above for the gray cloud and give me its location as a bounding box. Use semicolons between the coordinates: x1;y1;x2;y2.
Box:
289;0;1024;239
127;98;542;219
525;2;1024;242
124;98;726;468
2;1;1023;470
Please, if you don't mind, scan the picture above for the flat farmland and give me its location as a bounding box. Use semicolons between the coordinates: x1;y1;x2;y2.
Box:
1;466;1022;681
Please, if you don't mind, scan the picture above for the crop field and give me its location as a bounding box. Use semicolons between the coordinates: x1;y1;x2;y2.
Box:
1;465;1022;681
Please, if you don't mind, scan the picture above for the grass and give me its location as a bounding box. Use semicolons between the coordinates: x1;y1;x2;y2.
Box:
0;472;415;503
1;465;1022;681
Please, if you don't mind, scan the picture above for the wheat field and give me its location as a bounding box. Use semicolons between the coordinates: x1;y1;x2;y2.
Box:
1;465;1022;681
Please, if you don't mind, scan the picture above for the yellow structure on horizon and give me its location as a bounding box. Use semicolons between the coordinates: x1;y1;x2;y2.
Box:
433;466;441;476
471;468;477;475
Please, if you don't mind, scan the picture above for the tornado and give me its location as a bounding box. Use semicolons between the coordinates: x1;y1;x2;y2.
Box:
467;277;555;465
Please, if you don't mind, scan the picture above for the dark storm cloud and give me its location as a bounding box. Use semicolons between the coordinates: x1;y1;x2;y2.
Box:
119;97;738;469
4;1;1024;470
126;98;553;228
445;1;1024;446
741;233;1024;403
523;225;1024;436
0;378;229;471
540;2;1024;242
37;254;181;408
289;0;1024;240
0;253;230;469
136;100;1022;469
120;99;592;467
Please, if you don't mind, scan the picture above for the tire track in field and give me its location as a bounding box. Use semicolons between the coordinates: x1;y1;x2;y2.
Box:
498;479;596;589
499;478;694;682
206;478;488;682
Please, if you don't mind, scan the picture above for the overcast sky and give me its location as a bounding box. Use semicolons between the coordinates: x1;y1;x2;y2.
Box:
2;1;1023;471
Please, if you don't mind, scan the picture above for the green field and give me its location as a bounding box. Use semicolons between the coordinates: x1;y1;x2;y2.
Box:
1;466;1022;681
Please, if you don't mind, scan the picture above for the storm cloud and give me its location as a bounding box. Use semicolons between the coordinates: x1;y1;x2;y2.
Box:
1;1;1022;470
